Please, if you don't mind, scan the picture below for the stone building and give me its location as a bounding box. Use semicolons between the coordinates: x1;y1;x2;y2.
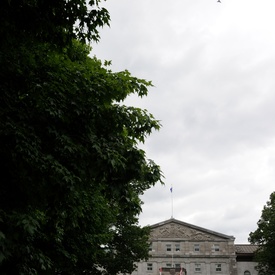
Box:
235;244;258;275
131;218;258;275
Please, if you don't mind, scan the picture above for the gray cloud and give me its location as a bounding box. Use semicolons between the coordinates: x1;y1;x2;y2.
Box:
93;0;275;243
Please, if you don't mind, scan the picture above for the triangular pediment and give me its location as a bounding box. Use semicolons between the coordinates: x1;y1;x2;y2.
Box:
149;218;234;241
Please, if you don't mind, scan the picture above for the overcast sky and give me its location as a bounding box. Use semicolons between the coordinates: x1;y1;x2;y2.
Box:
92;0;275;243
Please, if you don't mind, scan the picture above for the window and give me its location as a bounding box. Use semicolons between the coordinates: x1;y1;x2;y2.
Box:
175;264;181;268
215;264;221;272
147;263;153;271
212;244;220;252
166;263;172;268
175;243;180;251
244;271;251;275
194;244;200;251
166;244;172;251
148;243;152;251
195;263;201;272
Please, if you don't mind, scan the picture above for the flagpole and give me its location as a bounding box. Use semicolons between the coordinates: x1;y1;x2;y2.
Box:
170;185;174;269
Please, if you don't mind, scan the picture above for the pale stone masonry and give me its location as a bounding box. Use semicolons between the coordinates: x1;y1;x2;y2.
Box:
130;218;258;275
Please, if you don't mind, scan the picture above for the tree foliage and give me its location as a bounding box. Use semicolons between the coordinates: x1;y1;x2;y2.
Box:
249;192;275;275
0;0;110;45
0;1;163;274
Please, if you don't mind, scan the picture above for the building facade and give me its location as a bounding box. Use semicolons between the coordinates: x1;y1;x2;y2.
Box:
131;218;258;275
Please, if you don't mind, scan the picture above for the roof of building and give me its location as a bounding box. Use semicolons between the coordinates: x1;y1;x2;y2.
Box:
150;218;235;241
235;244;258;254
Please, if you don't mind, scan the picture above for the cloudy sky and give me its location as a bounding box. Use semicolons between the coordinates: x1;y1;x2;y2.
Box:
92;0;275;243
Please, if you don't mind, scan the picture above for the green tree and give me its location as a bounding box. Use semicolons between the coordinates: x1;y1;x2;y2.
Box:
0;1;163;274
249;192;275;275
0;0;110;46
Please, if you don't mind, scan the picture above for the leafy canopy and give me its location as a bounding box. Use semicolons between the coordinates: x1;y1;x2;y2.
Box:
0;0;110;45
0;1;163;274
249;192;275;275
